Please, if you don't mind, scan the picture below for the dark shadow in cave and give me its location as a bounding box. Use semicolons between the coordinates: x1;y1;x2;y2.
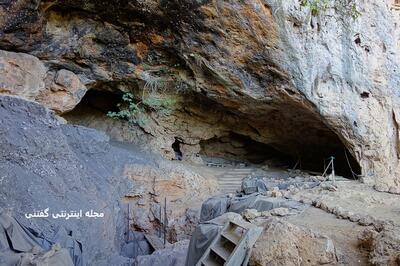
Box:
200;133;295;166
69;89;123;114
172;138;183;161
199;132;361;179
63;89;125;126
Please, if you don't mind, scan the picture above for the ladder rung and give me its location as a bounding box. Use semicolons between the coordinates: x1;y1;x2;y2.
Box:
211;245;230;261
221;231;240;245
230;219;257;229
202;256;222;266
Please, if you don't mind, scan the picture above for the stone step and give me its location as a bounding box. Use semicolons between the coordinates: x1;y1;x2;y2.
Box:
224;171;253;175
219;185;241;188
218;178;245;181
219;183;242;186
220;174;249;178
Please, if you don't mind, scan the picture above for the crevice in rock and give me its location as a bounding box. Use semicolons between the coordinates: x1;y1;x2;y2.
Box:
172;138;183;161
64;89;123;117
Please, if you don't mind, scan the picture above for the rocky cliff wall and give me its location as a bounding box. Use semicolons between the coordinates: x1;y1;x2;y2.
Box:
1;0;400;192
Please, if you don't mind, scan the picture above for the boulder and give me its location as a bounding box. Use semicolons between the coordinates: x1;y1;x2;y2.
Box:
250;218;337;266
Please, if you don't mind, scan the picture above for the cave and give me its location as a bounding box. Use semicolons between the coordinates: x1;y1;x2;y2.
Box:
67;89;362;179
200;133;295;166
191;92;362;179
199;130;361;179
66;89;123;116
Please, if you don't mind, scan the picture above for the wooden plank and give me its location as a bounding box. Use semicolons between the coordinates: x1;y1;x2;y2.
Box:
221;231;240;245
144;234;166;251
211;245;230;261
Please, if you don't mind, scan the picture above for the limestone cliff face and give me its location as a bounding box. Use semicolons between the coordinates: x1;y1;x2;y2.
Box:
1;0;400;192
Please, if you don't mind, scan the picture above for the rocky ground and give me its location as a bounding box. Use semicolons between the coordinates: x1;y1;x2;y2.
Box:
0;94;399;265
1;0;400;265
129;157;400;265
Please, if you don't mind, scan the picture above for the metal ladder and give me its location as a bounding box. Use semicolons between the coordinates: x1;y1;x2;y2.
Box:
196;219;263;266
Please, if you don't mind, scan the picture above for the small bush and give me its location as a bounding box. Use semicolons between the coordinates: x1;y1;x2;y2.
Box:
301;0;361;19
107;92;176;126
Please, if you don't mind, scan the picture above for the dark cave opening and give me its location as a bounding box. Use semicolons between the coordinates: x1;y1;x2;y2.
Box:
199;131;361;179
172;138;183;161
63;89;125;126
69;89;123;115
199;133;295;166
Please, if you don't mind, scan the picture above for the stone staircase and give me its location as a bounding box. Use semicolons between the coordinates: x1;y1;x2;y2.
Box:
217;168;255;194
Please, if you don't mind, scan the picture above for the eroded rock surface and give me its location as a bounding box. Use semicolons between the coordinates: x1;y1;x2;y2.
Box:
0;95;208;265
124;161;218;241
251;218;338;266
359;226;400;266
1;0;400;190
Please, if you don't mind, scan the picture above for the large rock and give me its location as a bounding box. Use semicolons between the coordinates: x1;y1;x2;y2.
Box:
250;218;338;266
0;95;148;265
37;69;87;113
0;50;87;114
133;240;189;266
0;50;46;98
359;226;400;266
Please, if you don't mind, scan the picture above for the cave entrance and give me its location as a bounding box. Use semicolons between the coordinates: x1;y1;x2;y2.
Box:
64;89;123;117
172;138;183;161
199;133;294;167
199;131;361;179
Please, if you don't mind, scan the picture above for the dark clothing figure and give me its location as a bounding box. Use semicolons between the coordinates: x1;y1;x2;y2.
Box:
172;139;183;161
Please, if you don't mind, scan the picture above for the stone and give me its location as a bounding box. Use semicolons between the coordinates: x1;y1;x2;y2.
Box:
133;240;189;266
358;215;375;226
0;50;87;114
359;226;400;266
124;161;218;241
0;95;143;265
242;208;260;220
250;218;338;265
269;207;291;217
0;50;46;98
37;69;87;114
271;190;283;198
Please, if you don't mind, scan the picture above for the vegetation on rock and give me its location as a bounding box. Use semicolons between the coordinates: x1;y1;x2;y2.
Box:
107;92;175;126
301;0;361;19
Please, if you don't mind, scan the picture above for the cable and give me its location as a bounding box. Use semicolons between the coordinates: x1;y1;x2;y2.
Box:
344;148;357;180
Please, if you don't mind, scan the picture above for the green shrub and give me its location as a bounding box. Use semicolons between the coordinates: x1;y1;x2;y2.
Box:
301;0;328;16
107;92;176;126
301;0;361;19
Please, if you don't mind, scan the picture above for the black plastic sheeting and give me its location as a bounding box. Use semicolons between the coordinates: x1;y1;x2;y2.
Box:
0;209;83;266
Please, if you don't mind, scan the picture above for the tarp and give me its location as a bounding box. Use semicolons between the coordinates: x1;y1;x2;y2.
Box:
199;195;231;222
134;240;189;266
190;195;308;265
199;194;288;222
228;194;286;214
185;212;242;266
0;209;83;266
241;176;268;194
241;176;319;195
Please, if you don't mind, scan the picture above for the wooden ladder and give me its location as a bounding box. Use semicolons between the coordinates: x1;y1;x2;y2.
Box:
196;219;263;266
